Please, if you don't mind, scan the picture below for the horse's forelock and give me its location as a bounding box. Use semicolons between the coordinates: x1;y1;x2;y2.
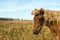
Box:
31;8;41;15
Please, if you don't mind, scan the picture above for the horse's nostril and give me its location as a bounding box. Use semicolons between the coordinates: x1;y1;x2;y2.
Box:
33;30;39;35
33;32;38;35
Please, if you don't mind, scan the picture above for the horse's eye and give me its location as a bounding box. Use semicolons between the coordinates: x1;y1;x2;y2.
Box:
39;19;41;22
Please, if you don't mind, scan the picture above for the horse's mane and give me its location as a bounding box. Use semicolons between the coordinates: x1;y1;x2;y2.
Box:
43;9;60;24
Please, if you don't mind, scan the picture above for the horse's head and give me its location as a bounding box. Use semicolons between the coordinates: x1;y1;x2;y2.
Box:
31;8;45;35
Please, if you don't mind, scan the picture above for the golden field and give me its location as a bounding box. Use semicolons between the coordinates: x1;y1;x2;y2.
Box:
0;20;55;40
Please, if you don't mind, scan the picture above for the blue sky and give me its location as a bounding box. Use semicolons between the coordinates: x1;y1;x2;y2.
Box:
0;0;60;20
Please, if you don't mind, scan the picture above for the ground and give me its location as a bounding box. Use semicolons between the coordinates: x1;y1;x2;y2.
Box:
0;20;55;40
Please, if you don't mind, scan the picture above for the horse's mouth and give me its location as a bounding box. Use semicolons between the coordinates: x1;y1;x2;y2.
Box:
33;26;43;35
33;27;42;35
33;30;40;35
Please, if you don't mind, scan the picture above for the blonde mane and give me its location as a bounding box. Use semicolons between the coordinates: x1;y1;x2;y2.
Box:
43;9;60;24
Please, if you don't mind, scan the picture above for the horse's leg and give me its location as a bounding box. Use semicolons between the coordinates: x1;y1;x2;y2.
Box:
55;35;59;40
58;32;60;40
55;33;59;40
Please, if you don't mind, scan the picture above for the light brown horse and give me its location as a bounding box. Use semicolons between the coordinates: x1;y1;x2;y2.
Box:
31;8;60;40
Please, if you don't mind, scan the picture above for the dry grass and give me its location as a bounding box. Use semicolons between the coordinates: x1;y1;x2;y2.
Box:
0;20;55;40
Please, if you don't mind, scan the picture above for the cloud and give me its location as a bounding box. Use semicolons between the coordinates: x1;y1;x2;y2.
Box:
0;0;60;20
0;0;60;12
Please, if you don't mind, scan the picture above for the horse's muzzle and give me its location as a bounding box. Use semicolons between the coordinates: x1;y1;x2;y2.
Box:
33;30;40;35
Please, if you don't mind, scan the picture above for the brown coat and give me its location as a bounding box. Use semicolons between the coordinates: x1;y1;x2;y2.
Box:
31;8;60;40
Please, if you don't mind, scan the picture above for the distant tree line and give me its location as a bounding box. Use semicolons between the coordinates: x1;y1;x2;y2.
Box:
0;18;20;21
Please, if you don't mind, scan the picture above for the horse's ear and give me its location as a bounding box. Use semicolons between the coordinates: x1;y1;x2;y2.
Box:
35;8;40;11
31;8;40;15
31;8;37;15
35;8;37;10
40;8;44;15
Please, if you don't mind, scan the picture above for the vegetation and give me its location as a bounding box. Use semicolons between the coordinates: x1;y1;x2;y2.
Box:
0;20;55;40
0;18;19;21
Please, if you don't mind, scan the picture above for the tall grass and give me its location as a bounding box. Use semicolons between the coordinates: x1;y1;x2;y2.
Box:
0;20;55;40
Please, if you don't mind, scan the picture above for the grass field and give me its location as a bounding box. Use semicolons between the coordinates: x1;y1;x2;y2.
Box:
0;20;55;40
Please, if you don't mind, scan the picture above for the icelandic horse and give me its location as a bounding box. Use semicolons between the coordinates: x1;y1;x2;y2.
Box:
31;8;60;40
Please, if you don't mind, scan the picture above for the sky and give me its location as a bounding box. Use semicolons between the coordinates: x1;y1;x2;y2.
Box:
0;0;60;20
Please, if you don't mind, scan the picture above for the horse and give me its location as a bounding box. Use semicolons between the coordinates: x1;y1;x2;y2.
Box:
31;8;60;40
